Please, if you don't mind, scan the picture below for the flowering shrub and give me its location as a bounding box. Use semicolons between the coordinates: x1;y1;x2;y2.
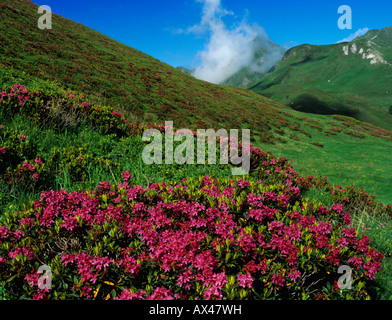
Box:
0;84;162;190
0;174;383;300
0;83;389;300
0;124;37;174
0;84;176;139
46;145;121;184
3;158;48;189
0;129;120;190
332;115;392;141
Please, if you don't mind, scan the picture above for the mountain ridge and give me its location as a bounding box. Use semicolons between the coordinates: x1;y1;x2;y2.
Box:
249;27;392;130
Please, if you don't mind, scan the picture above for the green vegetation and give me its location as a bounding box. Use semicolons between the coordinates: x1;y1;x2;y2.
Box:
1;0;392;301
0;83;234;215
0;0;291;137
0;82;390;300
352;209;392;299
1;0;391;205
249;29;392;130
256;110;392;205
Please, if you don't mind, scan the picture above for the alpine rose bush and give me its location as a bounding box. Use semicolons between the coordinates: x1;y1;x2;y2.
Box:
0;174;383;300
0;83;388;300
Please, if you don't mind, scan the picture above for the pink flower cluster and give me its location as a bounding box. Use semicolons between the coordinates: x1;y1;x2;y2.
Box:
0;134;385;301
1;84;36;106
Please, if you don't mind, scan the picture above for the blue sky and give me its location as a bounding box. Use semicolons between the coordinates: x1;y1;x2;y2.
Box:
35;0;392;68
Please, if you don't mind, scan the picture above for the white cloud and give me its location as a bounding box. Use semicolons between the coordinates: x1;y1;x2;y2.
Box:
181;0;285;84
337;28;370;43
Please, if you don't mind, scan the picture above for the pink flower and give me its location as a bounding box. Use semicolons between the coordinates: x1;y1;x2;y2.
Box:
177;268;193;289
343;212;352;226
8;247;34;260
97;181;112;191
271;273;285;287
118;253;140;276
0;256;7;265
237;273;253;288
0;147;6;154
284;223;302;241
348;256;363;270
24;269;40;287
237;179;250;189
326;246;341;266
114;289;146;300
147;287;174;300
35;158;43;164
290;186;300;197
203;285;223;300
20;217;34;227
363;261;381;281
112;111;123;118
310;221;332;235
268;221;285;233
247;193;265;206
288;269;301;282
32;173;40;180
21;135;27;141
0;225;10;239
355;235;371;253
331;203;345;214
32;291;47;300
121;171;133;183
91;256;113;271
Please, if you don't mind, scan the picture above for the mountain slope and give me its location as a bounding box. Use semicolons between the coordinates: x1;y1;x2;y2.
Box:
2;2;392;301
1;0;392;205
0;0;290;138
249;28;392;130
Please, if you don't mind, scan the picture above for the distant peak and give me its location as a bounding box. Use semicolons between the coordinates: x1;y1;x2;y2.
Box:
381;26;392;32
356;27;392;46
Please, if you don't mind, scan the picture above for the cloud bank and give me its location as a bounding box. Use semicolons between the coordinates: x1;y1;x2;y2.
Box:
185;0;284;84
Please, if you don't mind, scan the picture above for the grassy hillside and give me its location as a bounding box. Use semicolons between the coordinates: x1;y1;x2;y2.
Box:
257;110;392;204
0;0;293;138
1;0;392;206
1;0;392;301
0;81;391;300
249;28;392;130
